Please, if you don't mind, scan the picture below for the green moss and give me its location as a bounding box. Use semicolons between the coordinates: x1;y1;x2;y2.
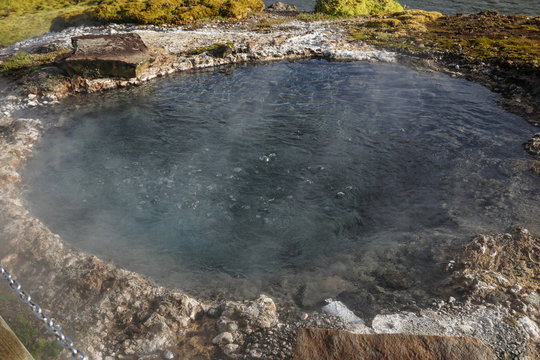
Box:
185;41;234;55
315;0;404;18
57;0;264;28
10;314;63;359
1;50;69;73
366;18;401;28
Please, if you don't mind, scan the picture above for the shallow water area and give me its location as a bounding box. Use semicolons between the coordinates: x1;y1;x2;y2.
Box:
21;60;539;315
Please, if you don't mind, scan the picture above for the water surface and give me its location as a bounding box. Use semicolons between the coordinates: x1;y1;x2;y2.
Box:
22;61;539;314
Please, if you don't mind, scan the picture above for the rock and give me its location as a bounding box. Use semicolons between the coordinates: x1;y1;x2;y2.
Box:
221;295;278;329
524;133;540;157
212;332;234;346
223;343;239;357
162;350;175;359
293;328;495;360
379;269;415;290
209;44;233;58
517;317;539;340
267;2;298;11
321;300;364;324
61;34;152;79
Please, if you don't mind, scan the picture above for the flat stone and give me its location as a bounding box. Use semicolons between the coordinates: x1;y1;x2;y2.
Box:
61;34;152;79
293;328;495;360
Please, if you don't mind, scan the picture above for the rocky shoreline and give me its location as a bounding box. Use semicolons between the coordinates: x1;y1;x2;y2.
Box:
0;7;538;360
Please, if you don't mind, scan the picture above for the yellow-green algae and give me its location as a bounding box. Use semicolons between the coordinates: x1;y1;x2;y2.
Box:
315;0;404;18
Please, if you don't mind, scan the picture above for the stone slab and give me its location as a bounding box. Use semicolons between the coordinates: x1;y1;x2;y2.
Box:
61;33;152;79
293;328;495;360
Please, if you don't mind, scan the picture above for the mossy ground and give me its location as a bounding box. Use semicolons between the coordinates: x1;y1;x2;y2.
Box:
0;294;63;359
58;0;264;29
349;10;540;65
0;0;264;48
0;0;98;47
315;0;404;18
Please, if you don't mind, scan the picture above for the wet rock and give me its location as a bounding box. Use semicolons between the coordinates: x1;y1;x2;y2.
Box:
267;2;298;11
524;133;540;157
61;34;152;79
209;44;233;58
379;269;415;290
293;329;495;360
321;300;364;324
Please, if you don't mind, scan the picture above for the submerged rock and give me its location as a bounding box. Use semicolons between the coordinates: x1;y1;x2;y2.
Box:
293;329;495;360
60;33;152;79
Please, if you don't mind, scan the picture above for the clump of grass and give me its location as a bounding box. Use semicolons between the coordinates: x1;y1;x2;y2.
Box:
314;0;404;18
185;41;234;55
11;314;63;359
59;0;264;27
1;50;68;73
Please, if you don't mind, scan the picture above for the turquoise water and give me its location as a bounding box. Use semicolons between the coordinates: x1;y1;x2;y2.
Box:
266;0;539;16
22;61;539;311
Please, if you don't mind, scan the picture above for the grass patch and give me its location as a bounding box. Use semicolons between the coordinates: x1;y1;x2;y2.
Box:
11;314;63;359
0;2;97;47
1;50;69;73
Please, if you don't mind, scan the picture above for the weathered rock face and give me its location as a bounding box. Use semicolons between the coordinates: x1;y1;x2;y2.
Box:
449;228;540;316
525;133;540;157
293;329;495;360
61;34;152;79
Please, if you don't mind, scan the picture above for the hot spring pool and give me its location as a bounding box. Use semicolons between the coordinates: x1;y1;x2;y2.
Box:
22;60;539;314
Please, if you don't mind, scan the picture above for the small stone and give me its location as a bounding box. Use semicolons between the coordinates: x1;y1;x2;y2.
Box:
207;307;220;318
28;94;37;100
510;284;522;293
212;332;234;345
223;343;239;357
227;321;239;332
162;350;175;359
250;349;263;358
300;313;309;321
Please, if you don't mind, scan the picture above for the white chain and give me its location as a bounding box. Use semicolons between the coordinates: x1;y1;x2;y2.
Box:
0;263;87;360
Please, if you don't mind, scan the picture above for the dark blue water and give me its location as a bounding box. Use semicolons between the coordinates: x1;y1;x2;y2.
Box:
267;0;539;16
22;61;539;308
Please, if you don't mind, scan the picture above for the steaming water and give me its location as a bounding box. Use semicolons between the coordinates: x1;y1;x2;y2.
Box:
22;61;539;314
267;0;539;16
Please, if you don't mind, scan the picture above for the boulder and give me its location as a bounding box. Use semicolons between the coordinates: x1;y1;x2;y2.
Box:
61;33;152;79
267;2;298;11
293;328;495;360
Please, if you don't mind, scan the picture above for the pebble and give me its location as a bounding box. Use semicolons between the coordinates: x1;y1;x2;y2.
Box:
212;332;234;345
162;350;175;359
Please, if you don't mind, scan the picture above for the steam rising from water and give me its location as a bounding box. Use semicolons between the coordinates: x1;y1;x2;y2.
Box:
22;61;539;311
